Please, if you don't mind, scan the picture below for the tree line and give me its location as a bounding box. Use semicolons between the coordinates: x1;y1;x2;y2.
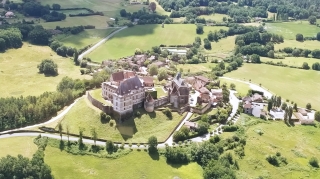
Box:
0;71;110;132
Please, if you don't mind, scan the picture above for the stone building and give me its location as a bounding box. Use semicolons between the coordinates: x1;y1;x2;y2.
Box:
168;72;189;108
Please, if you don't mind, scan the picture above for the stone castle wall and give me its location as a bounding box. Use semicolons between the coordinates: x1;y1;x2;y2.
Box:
87;92;113;115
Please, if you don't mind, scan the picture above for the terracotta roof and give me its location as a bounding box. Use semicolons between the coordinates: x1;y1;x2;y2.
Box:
117;76;143;95
298;108;307;116
184;121;198;128
112;71;125;82
252;93;263;101
211;89;222;94
195;76;210;83
141;76;154;84
244;103;252;108
199;87;210;94
152;61;165;67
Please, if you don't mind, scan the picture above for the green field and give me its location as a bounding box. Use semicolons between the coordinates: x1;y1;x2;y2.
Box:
177;62;217;73
266;21;319;40
235;114;320;179
40;16;110;29
205;36;236;55
199;13;230;22
54;29;116;49
224;63;320;110
261;57;320;67
219;78;251;96
0;137;38;158
59;97;184;143
275;40;320;51
0;43;89;97
87;24;229;62
45;147;203;179
89;88;112;106
155;86;167;98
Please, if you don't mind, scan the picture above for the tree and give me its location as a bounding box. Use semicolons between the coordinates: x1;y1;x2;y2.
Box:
312;49;320;58
317;32;320;41
58;122;63;140
148;64;158;76
196;24;204;34
73;49;79;65
267;99;273;111
308;16;317;25
120;9;127;17
173;131;186;142
197;121;210;135
281;102;287;110
78;128;84;147
28;26;51;45
106;140;114;153
276;96;281;107
302;62;310;70
306;103;312;110
309;157;319;168
148;136;158;151
251;54;260;63
157;67;167;81
293;103;298;112
149;2;156;12
0;38;6;51
203;38;211;50
288;106;293;121
52;4;61;10
37;59;58;75
315;111;320;121
296;33;304;41
66;125;70;143
230;83;236;90
267;50;275;58
91;127;98;146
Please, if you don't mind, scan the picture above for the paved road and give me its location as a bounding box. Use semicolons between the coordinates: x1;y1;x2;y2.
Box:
78;26;127;60
220;77;273;98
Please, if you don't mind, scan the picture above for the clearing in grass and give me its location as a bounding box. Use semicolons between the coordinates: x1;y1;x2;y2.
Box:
234;114;320;179
54;29;116;49
265;21;319;40
199;14;230;22
58;97;184;143
87;24;229;62
0;137;38;158
0;43;89;98
261;57;320;67
45;147;203;179
224;63;320;110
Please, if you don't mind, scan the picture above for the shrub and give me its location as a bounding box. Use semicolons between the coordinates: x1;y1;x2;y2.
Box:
109;120;115;127
309;157;319;168
37;59;58;75
162;108;172;118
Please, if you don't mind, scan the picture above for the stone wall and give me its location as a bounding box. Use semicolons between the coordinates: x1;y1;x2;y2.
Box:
191;103;211;114
87;92;113;115
154;96;169;107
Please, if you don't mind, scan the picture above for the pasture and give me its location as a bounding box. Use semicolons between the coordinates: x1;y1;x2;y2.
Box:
0;43;89;98
177;62;216;73
58;97;184;143
40;16;110;29
0;137;37;158
224;63;320;110
261;57;320;67
54;29;116;49
235;114;320;179
45;148;203;179
87;24;229;62
199;13;229;22
265;21;319;40
274;40;320;51
219;78;251;96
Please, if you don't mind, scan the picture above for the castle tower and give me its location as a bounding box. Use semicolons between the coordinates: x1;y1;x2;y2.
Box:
144;93;155;112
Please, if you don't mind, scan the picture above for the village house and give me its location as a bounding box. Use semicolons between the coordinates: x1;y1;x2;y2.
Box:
269;108;285;119
184;121;198;131
296;108;315;124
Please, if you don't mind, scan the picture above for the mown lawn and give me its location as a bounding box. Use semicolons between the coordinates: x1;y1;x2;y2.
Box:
155;86;167;98
224;63;320;110
261;57;320;67
0;43;89;97
54;29;116;49
235;114;320;179
177;62;217;73
265;21;319;40
59;97;184;143
0;137;38;158
274;40;320;51
87;24;229;62
219;78;251;96
89;88;112;106
45;147;203;179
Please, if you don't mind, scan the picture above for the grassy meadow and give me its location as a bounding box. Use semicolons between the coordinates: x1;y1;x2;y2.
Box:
59;97;184;143
261;57;320;67
40;16;110;29
178;62;217;73
87;24;229;62
45;148;203;179
0;137;38;158
265;21;319;40
219;78;251;96
275;40;320;51
0;43;89;97
224;63;320;110
199;13;229;22
54;29;116;49
235;114;320;179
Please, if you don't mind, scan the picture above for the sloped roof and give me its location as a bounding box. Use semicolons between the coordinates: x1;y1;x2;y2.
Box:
141;76;154;84
112;71;125;82
195;76;210;83
199;87;210;94
117;76;143;95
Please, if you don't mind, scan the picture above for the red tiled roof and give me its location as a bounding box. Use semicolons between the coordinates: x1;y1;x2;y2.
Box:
141;76;154;84
195;76;210;83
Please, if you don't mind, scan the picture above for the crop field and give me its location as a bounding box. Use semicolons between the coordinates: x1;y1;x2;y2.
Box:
54;29;116;49
45;148;203;179
0;137;37;158
224;63;320;110
59;97;184;143
275;40;320;51
0;43;89;98
261;57;320;67
234;114;320;179
87;24;229;62
265;21;319;40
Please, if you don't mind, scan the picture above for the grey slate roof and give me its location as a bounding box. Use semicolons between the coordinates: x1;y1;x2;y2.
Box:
117;76;143;95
